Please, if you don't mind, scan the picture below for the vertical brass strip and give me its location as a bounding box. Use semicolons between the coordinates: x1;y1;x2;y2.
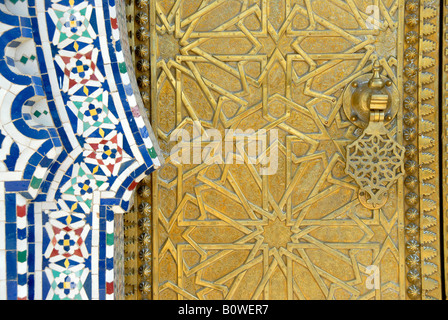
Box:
124;206;138;299
114;212;125;300
136;180;153;300
126;0;135;63
134;0;151;108
149;0;158;301
133;0;152;300
442;0;448;300
403;0;423;300
123;0;137;301
123;0;152;300
417;0;442;300
397;0;406;301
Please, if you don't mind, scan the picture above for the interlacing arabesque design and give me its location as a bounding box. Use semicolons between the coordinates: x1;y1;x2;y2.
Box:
150;0;407;300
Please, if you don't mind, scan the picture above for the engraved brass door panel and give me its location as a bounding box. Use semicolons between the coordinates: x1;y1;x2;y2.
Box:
123;0;444;300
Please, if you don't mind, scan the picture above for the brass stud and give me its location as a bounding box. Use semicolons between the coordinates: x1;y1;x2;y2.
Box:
406;239;420;253
405;254;420;269
135;12;149;26
140;91;150;105
407;269;421;284
138;264;152;278
405;192;418;206
404;175;418;189
404;96;417;110
404;160;417;174
403;127;416;141
138;233;151;246
137;59;150;72
405;144;417;158
403;112;417;127
139;281;151;294
405;207;419;221
404;14;419;28
139;202;152;215
135;45;149;58
138;217;151;231
136;27;150;41
143;175;152;184
135;0;148;9
138;185;151;198
405;0;419;13
137;75;150;88
407;285;421;300
405;223;419;236
139;248;152;261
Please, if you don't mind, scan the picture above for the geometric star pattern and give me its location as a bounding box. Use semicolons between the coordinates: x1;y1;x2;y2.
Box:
151;0;403;300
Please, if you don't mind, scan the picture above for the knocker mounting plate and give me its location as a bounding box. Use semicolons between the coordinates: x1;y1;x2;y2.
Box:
343;66;400;129
343;61;404;209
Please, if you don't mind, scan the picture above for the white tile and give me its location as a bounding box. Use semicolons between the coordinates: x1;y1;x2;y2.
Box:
0;223;4;251
91;274;98;300
127;93;136;107
0;280;6;300
17;239;27;252
100;191;116;199
36;0;46;12
42;41;56;72
1;172;23;181
0;91;14;125
17;261;27;276
104;64;117;92
17;285;27;299
0;81;12;95
27;138;46;152
91;246;98;275
46;184;57;202
34;271;42;300
105;269;114;282
13;147;34;173
37;12;49;42
0;89;8;111
9;83;26;95
34;213;42;243
106;245;114;259
3;122;30;147
35;242;43;271
91;226;99;247
98;35;109;60
0;250;5;281
0;201;4;223
106;220;114;234
41;202;57;210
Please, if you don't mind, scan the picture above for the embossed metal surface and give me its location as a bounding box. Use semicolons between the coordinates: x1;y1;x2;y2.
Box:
124;0;444;300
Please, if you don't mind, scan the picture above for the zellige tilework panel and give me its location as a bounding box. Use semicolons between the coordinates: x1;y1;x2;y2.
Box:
0;0;162;300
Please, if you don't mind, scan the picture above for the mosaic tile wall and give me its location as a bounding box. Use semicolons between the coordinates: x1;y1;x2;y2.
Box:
0;0;162;300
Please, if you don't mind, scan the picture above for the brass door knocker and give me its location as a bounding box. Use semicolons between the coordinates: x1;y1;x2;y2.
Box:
343;61;405;209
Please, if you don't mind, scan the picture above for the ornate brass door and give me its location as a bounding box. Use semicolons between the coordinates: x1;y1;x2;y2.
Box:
121;0;446;300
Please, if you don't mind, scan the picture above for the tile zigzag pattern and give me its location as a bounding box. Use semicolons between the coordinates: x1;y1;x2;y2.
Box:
0;0;162;299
